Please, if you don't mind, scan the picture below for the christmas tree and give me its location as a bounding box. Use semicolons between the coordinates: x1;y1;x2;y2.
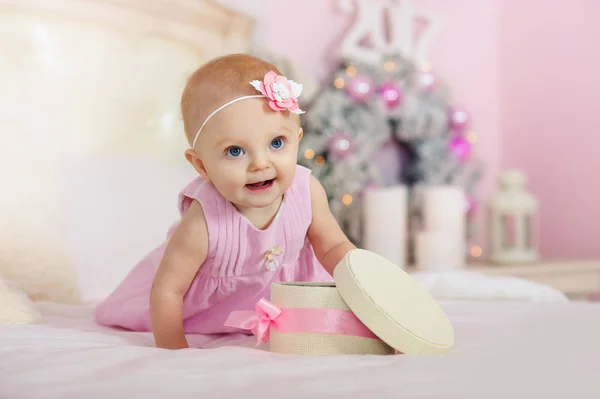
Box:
296;1;483;253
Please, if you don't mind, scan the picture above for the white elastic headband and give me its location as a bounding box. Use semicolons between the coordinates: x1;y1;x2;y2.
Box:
190;71;305;149
191;95;263;149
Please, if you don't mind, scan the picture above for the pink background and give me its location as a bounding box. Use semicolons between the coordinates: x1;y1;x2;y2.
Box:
219;0;600;260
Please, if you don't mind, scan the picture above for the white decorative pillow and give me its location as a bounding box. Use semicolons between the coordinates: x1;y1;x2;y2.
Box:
0;274;41;324
0;228;81;304
411;270;569;303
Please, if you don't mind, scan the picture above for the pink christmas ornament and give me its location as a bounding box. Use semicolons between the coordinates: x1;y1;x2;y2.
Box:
419;70;437;92
378;82;403;109
327;132;355;161
449;136;471;162
346;75;374;102
448;105;469;133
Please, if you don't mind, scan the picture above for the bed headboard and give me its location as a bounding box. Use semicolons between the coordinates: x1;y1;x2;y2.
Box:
0;0;255;302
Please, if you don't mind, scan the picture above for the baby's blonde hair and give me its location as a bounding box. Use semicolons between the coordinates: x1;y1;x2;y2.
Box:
180;53;283;145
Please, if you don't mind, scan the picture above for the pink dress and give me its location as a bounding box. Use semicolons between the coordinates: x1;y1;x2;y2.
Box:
94;165;332;334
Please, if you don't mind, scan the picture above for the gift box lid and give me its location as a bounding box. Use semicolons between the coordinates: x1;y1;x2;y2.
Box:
333;249;454;355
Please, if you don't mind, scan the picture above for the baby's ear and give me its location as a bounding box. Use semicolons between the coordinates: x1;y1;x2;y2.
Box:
185;149;211;182
297;127;303;141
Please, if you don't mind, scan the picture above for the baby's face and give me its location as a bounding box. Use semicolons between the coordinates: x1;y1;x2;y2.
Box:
191;99;302;210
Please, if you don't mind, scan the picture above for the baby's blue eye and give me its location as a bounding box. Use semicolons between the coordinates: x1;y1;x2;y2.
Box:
270;137;284;149
226;146;244;157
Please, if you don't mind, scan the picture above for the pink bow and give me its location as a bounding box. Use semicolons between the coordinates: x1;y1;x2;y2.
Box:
224;298;282;345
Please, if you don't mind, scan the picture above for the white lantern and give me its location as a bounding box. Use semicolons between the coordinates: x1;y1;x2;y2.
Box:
488;170;539;264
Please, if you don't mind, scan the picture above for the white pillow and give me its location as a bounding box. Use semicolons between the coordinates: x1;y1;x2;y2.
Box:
57;156;197;302
0;274;41;324
411;270;569;303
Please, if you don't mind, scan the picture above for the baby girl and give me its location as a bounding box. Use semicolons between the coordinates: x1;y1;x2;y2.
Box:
94;54;356;349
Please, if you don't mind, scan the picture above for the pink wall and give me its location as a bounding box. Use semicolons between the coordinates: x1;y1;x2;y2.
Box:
219;0;600;260
500;0;600;259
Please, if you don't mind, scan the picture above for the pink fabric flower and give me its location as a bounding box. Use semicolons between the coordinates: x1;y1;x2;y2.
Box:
250;71;305;114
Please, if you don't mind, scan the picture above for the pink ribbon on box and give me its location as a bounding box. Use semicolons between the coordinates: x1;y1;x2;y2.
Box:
224;298;379;345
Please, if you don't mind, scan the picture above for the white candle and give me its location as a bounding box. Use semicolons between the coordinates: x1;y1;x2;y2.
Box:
423;186;465;232
363;185;408;268
422;185;466;268
415;231;461;270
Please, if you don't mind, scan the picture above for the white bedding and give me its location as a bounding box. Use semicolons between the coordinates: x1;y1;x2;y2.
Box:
1;301;599;398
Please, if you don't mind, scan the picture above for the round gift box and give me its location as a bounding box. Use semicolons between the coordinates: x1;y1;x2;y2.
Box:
269;282;395;355
268;249;454;356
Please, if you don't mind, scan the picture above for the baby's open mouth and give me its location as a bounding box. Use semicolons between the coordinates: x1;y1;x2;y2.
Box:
245;178;275;190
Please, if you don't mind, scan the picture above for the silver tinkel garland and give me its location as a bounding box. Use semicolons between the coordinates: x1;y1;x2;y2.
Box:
297;54;483;253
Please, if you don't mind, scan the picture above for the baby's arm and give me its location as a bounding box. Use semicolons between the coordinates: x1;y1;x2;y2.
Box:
307;175;357;275
150;200;208;349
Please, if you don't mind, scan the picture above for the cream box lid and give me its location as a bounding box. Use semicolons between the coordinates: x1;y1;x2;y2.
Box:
334;249;455;354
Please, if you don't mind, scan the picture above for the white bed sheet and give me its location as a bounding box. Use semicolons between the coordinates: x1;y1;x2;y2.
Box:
0;300;599;399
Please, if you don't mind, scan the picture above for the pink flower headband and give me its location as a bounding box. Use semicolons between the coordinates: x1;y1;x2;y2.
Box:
191;71;304;148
